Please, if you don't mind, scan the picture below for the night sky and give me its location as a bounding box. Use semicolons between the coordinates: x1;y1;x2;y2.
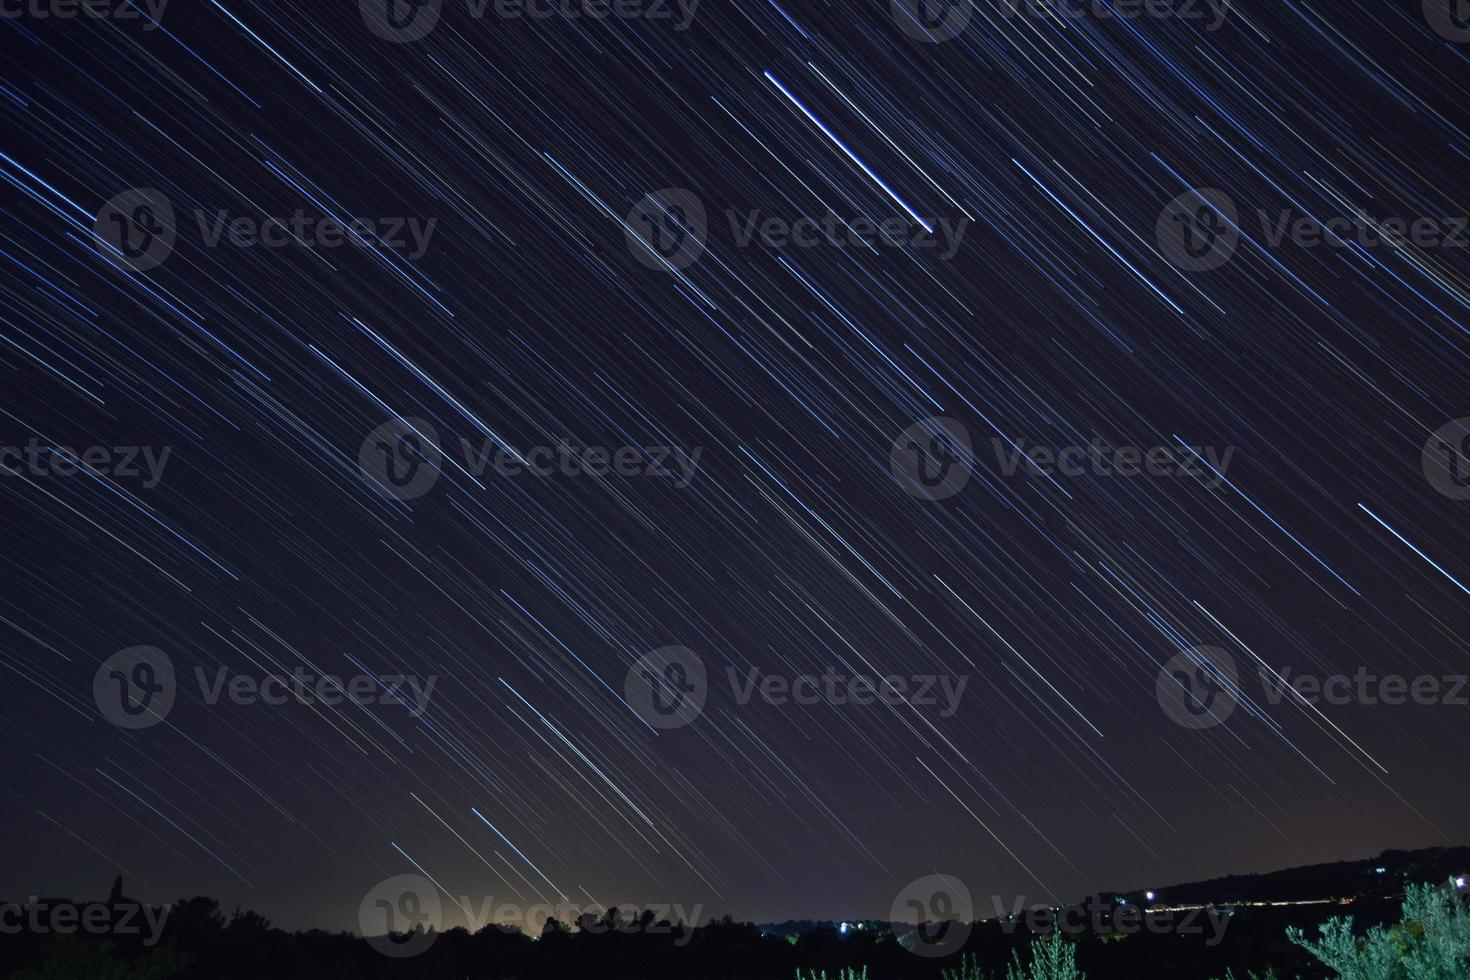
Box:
2;0;1469;938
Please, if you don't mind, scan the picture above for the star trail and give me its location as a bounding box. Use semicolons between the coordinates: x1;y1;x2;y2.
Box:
1;0;1468;948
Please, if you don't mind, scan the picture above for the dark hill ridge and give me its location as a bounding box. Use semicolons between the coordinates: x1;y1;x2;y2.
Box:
1103;845;1470;907
758;845;1470;935
2;849;1467;980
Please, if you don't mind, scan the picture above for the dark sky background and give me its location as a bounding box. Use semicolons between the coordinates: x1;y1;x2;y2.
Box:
2;0;1469;937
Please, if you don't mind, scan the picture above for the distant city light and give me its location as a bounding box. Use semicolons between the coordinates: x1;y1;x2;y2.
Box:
1375;867;1386;874
839;922;848;935
1456;876;1466;889
1145;891;1156;902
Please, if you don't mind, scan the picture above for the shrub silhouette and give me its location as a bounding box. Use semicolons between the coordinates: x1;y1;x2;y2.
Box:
1217;881;1469;980
5;867;1466;979
927;932;1086;980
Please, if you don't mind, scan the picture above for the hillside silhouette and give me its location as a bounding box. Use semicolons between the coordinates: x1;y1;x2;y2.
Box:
2;848;1466;979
